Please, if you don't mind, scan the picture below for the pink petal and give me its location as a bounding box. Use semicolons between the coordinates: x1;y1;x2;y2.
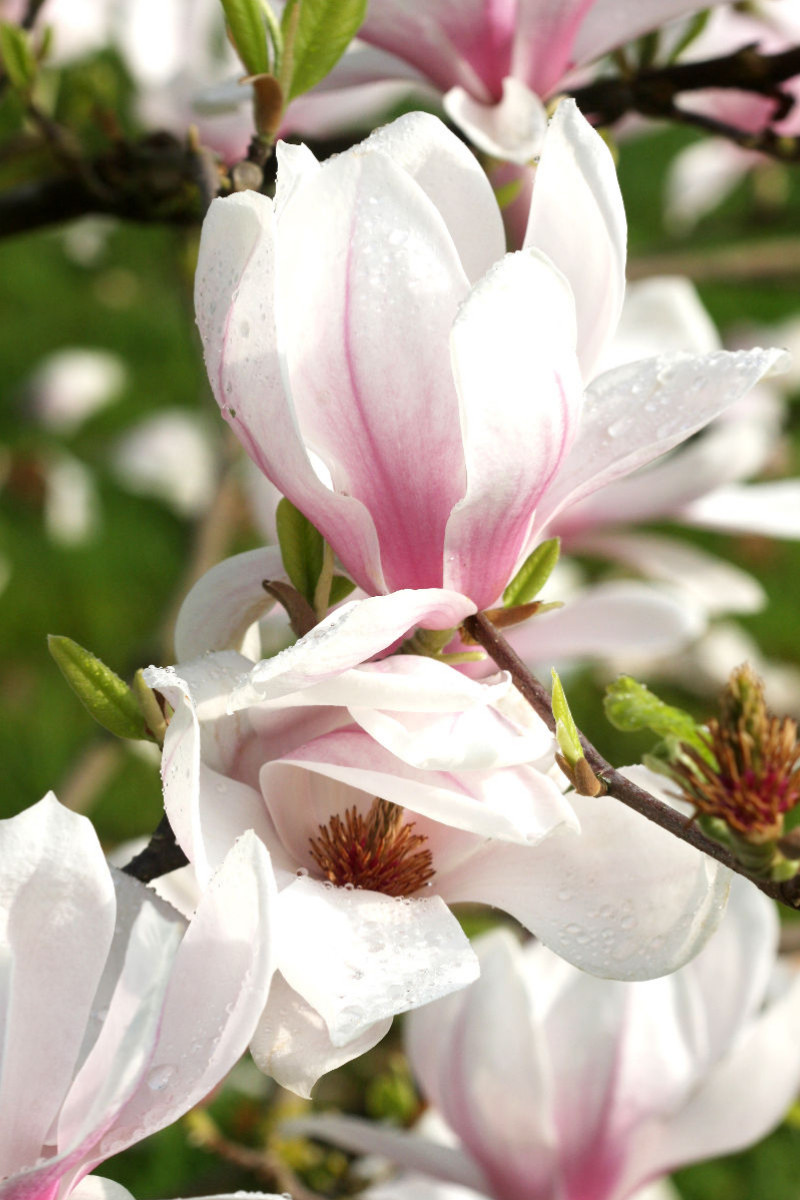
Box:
195;190;386;594
275;148;469;592
445;248;582;608
573;0;733;69
359;0;515;99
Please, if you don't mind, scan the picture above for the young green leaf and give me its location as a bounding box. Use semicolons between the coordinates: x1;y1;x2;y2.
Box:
503;538;560;607
329;574;356;606
220;0;270;76
0;22;36;92
276;496;324;604
48;635;149;741
285;0;367;100
551;668;582;768
604;675;709;760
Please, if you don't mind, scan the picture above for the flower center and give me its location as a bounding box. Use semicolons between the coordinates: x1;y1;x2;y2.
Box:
308;798;435;897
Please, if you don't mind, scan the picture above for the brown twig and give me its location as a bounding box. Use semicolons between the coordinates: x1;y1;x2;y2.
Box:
462;612;800;910
121;813;188;883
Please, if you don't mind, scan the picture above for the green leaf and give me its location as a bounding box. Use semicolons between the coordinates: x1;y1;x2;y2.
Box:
220;0;270;76
604;676;709;760
329;574;356;605
503;538;560;606
0;22;36;92
285;0;367;100
551;668;582;768
667;9;711;63
48;635;149;741
276;497;324;604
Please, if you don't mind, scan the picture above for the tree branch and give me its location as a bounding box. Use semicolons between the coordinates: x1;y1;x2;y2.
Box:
122;813;188;883
462;612;800;910
573;43;800;161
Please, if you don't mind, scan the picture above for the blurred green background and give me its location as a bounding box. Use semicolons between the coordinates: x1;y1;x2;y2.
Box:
2;58;800;1199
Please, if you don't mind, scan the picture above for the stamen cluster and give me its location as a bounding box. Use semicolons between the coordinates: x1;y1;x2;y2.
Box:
308;797;435;897
674;665;800;844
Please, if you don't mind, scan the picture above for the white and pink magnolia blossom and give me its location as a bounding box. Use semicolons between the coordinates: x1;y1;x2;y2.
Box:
196;102;785;614
544;275;800;618
0;793;276;1200
665;0;800;230
143;559;730;1095
351;0;732;162
295;873;800;1200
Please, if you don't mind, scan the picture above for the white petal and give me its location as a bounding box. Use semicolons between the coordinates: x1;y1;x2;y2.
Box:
438;775;731;980
525;99;626;380
443;78;548;164
226;590;476;710
680;481;800;538
0;796;116;1169
361;110;506;281
263;729;576;847
537;347;789;529
507;580;705;661
174;547;286;660
88;832;277;1160
571;532;765;616
277;877;478;1044
286;1113;490;1194
250;971;391;1097
601;276;721;370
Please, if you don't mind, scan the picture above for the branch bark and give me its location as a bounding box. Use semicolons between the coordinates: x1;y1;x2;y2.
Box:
573;43;800;162
122;813;188;883
462;612;800;910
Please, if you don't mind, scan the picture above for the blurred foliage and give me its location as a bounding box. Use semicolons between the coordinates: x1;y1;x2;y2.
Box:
3;41;800;1200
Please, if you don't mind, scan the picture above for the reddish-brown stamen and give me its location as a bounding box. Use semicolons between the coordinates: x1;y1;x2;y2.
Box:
308;798;434;897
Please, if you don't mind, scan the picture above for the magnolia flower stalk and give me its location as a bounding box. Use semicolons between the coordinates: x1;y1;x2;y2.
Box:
292;877;800;1200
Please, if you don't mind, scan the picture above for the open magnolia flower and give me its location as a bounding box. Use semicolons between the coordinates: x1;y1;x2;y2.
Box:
0;794;276;1200
145;565;730;1096
196;102;785;613
354;0;730;162
294;877;800;1200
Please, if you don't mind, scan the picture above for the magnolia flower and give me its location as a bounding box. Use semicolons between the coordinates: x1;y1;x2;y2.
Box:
543;276;800;617
0;793;276;1200
144;559;730;1095
354;0;730;162
664;0;800;230
196;102;784;613
294;876;800;1200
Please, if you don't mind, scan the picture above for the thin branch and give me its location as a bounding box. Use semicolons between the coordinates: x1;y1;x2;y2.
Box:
462;612;800;910
573;43;800;161
629;239;800;283
121;813;188;883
